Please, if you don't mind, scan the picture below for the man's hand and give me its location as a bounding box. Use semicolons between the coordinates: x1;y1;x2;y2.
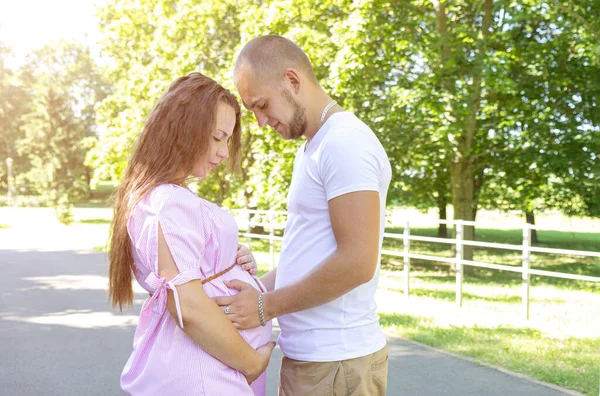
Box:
236;244;257;275
214;280;263;330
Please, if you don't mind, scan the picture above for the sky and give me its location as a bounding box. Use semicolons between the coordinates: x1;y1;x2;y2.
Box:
0;0;105;66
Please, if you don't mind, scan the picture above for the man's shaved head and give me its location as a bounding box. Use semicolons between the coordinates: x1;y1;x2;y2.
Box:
234;35;318;85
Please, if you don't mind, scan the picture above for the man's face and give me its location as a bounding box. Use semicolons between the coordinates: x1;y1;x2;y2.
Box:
235;66;307;140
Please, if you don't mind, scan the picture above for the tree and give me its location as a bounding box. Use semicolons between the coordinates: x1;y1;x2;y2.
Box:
322;0;600;265
0;43;30;192
473;0;600;242
17;41;107;223
89;0;338;210
89;0;254;206
89;0;600;244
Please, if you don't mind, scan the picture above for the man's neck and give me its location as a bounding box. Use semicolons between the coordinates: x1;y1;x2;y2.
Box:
305;94;341;142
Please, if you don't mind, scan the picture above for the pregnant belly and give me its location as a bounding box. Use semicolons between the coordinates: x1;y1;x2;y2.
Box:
204;266;273;348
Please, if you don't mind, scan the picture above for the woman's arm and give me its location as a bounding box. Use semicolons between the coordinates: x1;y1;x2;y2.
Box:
158;224;274;383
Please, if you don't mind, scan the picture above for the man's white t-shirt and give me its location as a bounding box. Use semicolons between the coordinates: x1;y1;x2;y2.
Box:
275;112;392;362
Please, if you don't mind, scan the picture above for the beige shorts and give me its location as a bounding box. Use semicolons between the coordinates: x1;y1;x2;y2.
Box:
278;346;388;396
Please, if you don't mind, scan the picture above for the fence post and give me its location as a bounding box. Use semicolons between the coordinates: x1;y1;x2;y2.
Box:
269;211;275;270
455;220;464;307
522;224;531;320
403;220;410;299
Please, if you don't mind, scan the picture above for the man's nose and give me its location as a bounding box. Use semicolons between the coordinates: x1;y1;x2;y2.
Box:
255;112;268;128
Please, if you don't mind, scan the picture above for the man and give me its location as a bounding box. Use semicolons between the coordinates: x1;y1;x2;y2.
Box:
215;35;391;395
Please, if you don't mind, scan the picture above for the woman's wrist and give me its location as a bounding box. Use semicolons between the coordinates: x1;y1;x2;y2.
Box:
241;350;262;378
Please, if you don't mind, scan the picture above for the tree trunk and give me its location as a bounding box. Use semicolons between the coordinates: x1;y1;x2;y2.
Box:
217;178;229;206
472;206;478;241
434;0;493;276
437;196;448;238
472;167;485;239
85;167;93;199
525;210;538;245
451;159;475;275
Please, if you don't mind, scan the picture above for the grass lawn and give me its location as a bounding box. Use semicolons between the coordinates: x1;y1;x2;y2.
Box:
247;229;600;395
379;312;599;395
382;226;600;293
79;218;111;224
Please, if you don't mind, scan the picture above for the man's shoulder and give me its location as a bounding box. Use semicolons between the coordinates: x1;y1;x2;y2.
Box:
323;114;384;154
327;112;372;134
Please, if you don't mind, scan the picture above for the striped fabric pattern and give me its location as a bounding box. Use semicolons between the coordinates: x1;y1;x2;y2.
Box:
120;184;272;395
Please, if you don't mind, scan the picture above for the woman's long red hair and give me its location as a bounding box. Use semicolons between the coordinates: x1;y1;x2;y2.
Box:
108;72;241;310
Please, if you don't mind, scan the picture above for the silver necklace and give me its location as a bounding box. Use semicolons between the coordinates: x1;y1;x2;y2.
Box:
319;100;337;129
307;100;337;151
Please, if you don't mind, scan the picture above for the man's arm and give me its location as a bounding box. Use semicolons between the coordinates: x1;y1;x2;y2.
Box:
259;268;277;292
215;190;380;329
264;190;380;320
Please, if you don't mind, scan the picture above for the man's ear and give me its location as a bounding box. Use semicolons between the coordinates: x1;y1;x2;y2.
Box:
283;68;301;94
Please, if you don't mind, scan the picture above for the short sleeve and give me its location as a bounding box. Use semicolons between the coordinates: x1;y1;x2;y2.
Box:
154;185;211;275
318;129;382;201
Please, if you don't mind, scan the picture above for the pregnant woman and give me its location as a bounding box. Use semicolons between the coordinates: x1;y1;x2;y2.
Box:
108;72;274;395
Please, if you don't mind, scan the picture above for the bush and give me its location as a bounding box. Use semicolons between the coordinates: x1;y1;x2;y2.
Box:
90;181;117;200
0;195;48;207
55;198;74;225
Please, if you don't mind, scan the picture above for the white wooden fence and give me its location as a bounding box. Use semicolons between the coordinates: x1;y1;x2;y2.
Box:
231;210;600;320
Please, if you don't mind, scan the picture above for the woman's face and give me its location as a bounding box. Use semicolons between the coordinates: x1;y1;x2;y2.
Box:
191;101;236;178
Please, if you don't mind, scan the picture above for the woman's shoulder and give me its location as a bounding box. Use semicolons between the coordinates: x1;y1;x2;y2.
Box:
147;183;203;212
150;183;195;199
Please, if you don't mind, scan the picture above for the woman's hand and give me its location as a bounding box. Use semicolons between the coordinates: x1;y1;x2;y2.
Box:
214;280;264;329
244;341;277;384
236;244;257;275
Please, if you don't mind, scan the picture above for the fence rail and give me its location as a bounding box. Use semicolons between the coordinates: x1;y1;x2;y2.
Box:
231;209;600;320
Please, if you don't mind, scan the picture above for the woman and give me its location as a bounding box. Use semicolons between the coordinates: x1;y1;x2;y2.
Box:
108;72;274;395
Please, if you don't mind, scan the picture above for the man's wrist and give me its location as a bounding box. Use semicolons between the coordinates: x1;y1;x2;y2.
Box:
262;291;277;322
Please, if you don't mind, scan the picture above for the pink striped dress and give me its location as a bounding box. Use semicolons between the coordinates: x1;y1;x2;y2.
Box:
121;184;272;395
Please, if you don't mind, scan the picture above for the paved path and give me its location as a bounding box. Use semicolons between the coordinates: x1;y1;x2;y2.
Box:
0;248;577;395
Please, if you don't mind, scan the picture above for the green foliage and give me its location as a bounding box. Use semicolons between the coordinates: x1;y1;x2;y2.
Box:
90;0;240;204
88;0;600;220
327;0;600;223
0;195;47;207
88;0;305;209
16;41;108;223
477;0;600;218
55;195;75;226
0;43;31;188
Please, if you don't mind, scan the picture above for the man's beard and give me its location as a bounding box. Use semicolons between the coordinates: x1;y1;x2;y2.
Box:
282;89;307;140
